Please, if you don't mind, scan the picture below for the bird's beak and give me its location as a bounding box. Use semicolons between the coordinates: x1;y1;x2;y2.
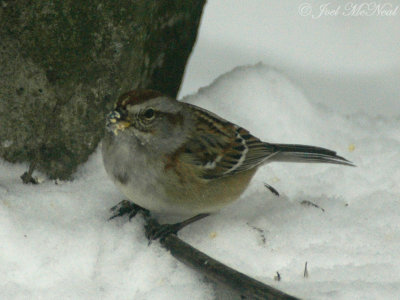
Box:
106;110;131;135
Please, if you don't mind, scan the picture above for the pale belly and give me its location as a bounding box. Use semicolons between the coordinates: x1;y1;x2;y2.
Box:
112;167;256;216
102;134;256;216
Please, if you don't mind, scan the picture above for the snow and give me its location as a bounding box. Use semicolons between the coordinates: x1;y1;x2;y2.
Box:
2;1;400;299
1;63;399;299
0;155;213;299
180;0;400;116
182;65;400;299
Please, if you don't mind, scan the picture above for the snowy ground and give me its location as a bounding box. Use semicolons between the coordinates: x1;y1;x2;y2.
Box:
180;0;400;116
1;64;399;299
2;1;400;299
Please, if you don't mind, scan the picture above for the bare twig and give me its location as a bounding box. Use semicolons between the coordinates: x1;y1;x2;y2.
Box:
264;183;280;197
300;200;325;212
20;160;38;184
274;272;281;282
143;215;300;300
304;262;309;278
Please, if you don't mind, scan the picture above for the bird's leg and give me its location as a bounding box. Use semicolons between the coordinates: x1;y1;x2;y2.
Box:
109;200;150;220
145;213;210;241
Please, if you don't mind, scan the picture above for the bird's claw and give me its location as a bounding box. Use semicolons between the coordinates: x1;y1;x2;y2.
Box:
109;200;149;221
145;221;180;244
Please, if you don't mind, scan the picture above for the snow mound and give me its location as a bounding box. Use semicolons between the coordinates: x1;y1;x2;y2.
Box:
1;64;399;299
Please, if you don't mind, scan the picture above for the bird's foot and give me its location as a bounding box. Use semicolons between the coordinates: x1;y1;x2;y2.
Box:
109;200;149;221
145;221;182;242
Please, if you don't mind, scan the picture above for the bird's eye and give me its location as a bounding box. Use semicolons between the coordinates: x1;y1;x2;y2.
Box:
143;108;155;120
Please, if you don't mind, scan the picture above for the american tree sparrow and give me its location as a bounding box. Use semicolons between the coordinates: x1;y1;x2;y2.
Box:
102;90;353;239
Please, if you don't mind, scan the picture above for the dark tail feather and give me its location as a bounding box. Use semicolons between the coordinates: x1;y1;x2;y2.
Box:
270;143;355;166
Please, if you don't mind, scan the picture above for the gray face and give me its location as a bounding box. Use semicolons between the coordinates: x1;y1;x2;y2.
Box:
106;96;189;154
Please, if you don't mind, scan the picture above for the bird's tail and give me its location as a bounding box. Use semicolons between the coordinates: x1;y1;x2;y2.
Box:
269;143;354;166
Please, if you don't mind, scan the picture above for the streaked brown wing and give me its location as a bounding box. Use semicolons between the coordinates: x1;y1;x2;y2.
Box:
179;104;278;180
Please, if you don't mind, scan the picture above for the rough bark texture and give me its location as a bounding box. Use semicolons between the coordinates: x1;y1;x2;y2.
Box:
0;0;205;179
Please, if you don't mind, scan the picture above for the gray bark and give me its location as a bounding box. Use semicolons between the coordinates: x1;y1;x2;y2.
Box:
0;0;205;179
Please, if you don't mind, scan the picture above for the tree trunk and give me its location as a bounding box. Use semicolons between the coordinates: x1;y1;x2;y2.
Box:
0;0;205;179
